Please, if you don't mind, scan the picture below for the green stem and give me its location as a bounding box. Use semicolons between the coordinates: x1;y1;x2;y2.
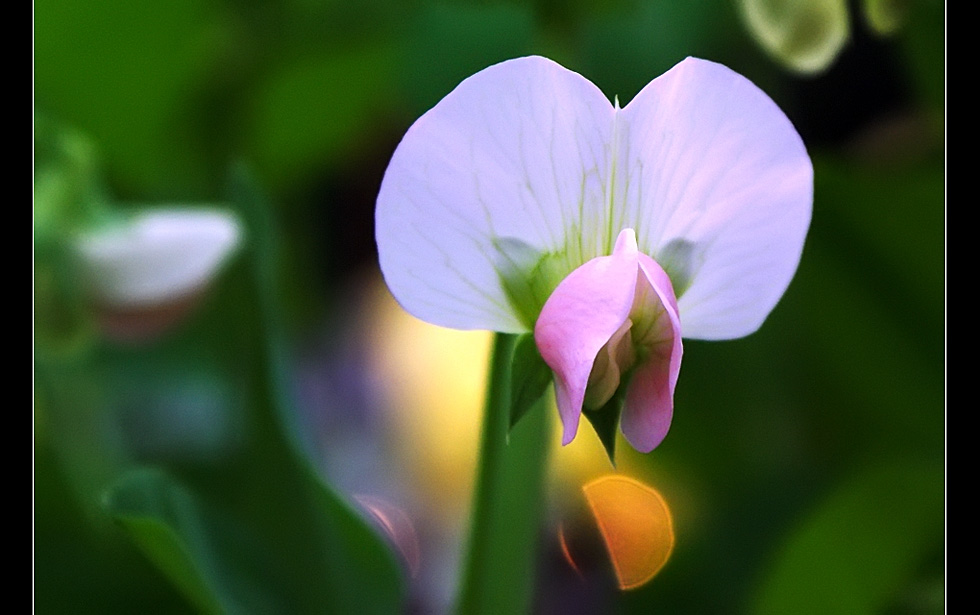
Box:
455;333;551;615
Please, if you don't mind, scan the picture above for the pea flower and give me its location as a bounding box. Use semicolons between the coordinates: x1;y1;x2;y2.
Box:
74;208;242;341
376;56;811;453
75;208;241;308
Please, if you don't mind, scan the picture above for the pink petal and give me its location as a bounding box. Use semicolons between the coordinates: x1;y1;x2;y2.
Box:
619;255;683;453
535;230;640;445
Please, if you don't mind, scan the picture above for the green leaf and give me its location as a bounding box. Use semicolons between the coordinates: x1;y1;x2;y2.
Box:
222;165;406;613
83;166;406;614
509;333;553;429
106;468;279;614
582;380;628;466
752;461;944;614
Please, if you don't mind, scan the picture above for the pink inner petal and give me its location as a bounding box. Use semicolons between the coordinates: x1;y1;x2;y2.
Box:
620;255;683;453
535;230;640;445
584;317;634;410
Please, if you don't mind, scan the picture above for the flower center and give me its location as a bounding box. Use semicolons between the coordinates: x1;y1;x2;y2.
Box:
584;318;634;410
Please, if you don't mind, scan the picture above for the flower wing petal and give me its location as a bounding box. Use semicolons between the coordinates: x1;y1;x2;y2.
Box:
619;57;812;340
376;56;615;332
620;254;683;453
74;208;241;307
535;230;639;445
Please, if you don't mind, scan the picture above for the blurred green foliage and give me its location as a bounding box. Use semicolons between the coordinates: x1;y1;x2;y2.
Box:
35;0;944;613
736;0;851;75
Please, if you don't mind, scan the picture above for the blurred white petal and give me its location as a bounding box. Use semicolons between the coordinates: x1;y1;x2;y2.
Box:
75;208;241;307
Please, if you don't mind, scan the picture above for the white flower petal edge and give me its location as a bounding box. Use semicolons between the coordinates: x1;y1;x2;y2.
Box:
74;208;242;307
376;56;615;332
376;55;811;341
619;58;812;340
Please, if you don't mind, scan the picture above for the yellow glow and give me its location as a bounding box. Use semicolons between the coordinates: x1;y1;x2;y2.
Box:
366;281;490;526
582;475;675;590
364;276;656;528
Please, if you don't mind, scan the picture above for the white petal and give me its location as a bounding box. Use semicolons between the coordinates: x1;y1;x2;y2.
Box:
618;57;812;340
376;56;615;332
74;208;242;307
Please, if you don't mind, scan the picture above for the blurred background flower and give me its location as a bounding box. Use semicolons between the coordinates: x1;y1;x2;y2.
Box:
35;0;944;613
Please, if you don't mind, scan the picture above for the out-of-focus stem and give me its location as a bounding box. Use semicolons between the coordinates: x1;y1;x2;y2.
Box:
455;333;551;615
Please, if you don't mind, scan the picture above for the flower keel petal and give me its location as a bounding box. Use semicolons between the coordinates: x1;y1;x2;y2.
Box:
620;254;683;453
535;230;640;445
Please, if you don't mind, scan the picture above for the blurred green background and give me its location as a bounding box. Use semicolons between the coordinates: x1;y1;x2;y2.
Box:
34;0;944;613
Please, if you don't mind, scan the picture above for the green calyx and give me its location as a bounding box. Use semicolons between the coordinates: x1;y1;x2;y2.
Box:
492;237;577;331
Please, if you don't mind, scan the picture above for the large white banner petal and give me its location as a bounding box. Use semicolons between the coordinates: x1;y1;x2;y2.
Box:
619;58;812;340
377;56;615;332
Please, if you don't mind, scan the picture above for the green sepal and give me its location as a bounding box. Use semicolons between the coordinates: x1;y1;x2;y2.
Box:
582;380;629;466
493;237;577;331
509;333;553;429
